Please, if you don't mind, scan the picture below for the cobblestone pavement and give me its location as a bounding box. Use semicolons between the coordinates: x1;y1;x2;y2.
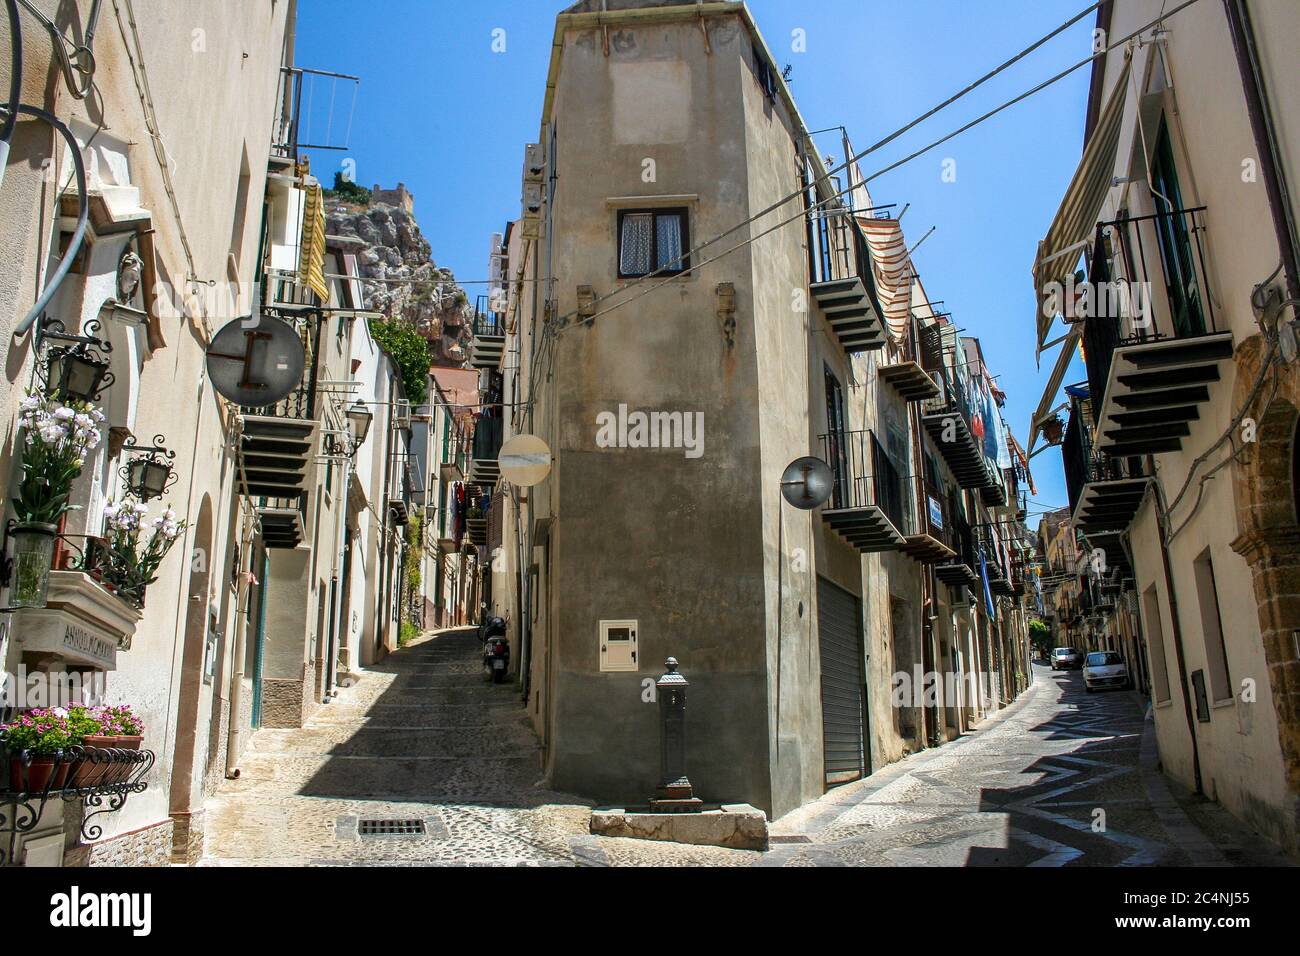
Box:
766;664;1293;867
202;637;1290;867
201;628;752;866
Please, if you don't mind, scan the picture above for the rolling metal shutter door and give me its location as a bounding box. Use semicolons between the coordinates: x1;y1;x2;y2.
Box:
818;577;866;783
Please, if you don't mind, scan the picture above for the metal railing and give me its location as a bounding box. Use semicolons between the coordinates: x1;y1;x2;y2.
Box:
1082;206;1220;407
1063;405;1151;515
472;308;505;338
909;475;947;542
816;429;909;530
806;178;885;314
240;313;321;420
272;66;361;160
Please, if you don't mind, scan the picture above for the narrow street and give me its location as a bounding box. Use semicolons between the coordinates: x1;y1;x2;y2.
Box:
203;633;1290;867
765;665;1292;867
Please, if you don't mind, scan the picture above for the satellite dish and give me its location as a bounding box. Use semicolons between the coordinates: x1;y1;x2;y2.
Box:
780;456;833;510
206;316;307;407
498;434;552;487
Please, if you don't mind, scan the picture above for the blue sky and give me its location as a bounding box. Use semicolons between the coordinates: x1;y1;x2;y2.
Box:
295;0;1092;515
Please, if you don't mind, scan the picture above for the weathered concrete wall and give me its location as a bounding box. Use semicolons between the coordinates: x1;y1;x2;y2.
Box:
541;14;775;811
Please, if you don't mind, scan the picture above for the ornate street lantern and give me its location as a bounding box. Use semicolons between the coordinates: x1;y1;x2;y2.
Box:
36;317;114;403
346;400;373;449
652;657;702;811
121;435;176;501
326;401;374;459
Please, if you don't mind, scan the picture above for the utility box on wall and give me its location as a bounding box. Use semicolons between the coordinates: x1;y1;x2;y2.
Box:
599;619;638;672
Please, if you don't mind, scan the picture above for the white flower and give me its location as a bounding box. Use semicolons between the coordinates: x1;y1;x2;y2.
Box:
53;406;75;421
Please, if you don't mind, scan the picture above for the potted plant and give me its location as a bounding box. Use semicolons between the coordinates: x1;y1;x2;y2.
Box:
1040;413;1066;447
1;707;79;793
97;502;185;608
73;704;145;787
9;394;105;607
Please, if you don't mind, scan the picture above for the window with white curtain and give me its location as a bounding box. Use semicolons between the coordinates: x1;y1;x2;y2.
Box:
617;208;690;278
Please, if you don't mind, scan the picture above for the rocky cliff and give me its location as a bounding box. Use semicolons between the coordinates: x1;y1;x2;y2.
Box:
324;195;471;366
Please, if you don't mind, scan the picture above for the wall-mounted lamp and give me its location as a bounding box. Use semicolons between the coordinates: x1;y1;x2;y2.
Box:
121;434;177;501
36;316;114;404
325;401;374;458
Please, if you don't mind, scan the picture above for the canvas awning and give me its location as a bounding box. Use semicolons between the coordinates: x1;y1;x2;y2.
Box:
298;177;330;302
858;216;912;343
1032;62;1130;358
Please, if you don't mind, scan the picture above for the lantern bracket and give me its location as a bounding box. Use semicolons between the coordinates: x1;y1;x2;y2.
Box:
33;315;116;404
118;434;178;501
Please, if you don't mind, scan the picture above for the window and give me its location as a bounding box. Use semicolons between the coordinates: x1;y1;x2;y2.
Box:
1150;117;1205;337
1141;585;1172;704
1193;548;1232;703
617;208;689;278
751;42;777;102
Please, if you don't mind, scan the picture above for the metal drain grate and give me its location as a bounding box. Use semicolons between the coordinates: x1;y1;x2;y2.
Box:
358;818;426;838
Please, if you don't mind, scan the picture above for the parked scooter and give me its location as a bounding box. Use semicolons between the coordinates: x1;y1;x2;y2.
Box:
480;612;509;683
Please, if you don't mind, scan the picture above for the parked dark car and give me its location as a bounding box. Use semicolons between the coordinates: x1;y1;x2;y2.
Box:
1051;646;1084;671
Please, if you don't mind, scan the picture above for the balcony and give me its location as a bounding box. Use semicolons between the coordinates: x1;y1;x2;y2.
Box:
978;463;1007;507
919;372;990;491
469;415;502;485
976;524;1015;598
808;211;887;353
934;512;979;590
877;317;940;402
1062;404;1151;534
470;297;506;370
817;430;908;553
898;477;956;564
1081;207;1233;457
239;315;320;499
257;495;306;550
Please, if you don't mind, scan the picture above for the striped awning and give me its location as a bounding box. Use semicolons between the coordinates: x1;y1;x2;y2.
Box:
298;178;330;302
1032;62;1130;358
858;216;912;343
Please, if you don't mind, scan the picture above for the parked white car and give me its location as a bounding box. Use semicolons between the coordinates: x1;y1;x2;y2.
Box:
1083;650;1131;692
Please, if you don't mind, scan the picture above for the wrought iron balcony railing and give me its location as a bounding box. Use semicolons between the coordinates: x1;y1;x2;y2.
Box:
1080;206;1227;436
818;430;908;526
239;313;321;421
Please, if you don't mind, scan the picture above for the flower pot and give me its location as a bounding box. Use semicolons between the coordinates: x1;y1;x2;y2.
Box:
9;522;59;608
8;755;71;794
74;735;143;786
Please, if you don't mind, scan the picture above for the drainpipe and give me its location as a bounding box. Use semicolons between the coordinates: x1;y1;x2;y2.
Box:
1152;474;1203;794
1222;0;1300;305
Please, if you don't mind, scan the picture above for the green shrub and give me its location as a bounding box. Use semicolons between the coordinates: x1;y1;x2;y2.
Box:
369;318;432;406
324;172;371;205
398;620;421;647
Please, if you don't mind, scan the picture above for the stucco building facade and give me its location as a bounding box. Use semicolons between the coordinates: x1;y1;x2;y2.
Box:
1031;0;1300;854
482;0;1034;819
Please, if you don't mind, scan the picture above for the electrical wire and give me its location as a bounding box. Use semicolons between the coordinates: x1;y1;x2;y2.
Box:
534;0;1203;354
